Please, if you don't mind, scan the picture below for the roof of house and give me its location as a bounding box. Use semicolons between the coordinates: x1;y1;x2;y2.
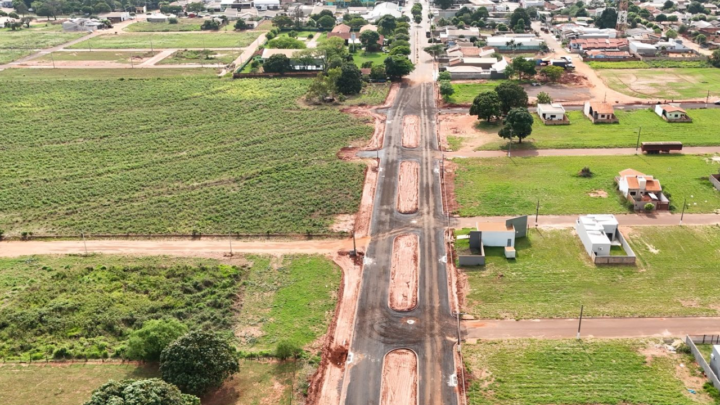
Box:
331;24;351;33
589;102;614;114
571;38;628;48
537;103;566;114
360;24;377;32
660;104;686;113
585;50;632;57
476;222;514;232
619;168;646;177
99;11;129;17
261;48;301;59
462;57;500;65
626;177;662;192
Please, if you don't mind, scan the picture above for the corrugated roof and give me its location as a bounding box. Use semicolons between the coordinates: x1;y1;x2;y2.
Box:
589;102;614;114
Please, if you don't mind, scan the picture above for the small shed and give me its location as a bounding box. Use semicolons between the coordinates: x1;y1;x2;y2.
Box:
99;11;130;23
583;101;618;123
654;104;692;122
537;103;569;125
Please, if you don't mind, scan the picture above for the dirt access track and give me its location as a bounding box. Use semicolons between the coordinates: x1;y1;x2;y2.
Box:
396;161;419;214
402;115;420;148
389;234;419;312
380;349;418;405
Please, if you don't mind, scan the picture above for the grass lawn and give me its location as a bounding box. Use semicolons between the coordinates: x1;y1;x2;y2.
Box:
598;68;720;99
477;109;720;150
696;344;716;363
68;32;258;49
464;339;712;405
449;80;510;104
0;77;370;235
0;67;216;79
453;155;720;216
124;19;203;32
351;51;386;68
0;363;159;405
157;49;238;65
34;51;158;63
235;255;340;352
458;226;720;319
343;82;391;105
0;49;32;64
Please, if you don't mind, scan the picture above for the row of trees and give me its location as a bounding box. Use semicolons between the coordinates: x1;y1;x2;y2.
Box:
470;83;534;143
10;0;177;15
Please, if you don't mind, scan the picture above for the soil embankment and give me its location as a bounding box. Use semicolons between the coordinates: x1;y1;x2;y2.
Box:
389;234;419;311
402;115;420;148
380;349;418;405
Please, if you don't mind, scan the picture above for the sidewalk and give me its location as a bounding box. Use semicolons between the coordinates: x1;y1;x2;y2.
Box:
454;212;720;229
463;317;720;339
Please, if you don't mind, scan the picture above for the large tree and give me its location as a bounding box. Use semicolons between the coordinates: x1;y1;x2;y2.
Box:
510;7;531;30
495;82;528;114
360;30;381;51
267;36;306;49
688;1;705;14
499;107;534;143
377;14;397;36
84;379;199;405
336;63;363;95
384;55;415;79
436;0;453;10
470;91;501;122
595;8;618;29
272;15;293;29
126;319;188;362
541;65;563;82
317;15;335;30
160;331;239;396
263;54;291;74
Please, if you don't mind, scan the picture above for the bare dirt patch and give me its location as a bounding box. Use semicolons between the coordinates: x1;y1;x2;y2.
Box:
437;114;496;152
342;107;386;151
330;214;355;233
380;349;418;405
588;189;608;198
397;161;419;214
389;234;419;311
443;160;459;215
354;159;378;238
402;115;420;148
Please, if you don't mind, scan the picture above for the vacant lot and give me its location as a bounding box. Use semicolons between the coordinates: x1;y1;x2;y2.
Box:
458;226;720;319
450;81;508;104
465;339;712;405
0;28;84;63
352;51;386;68
453;155;720;216
235;255;340;351
0;78;371;235
34;50;157;64
598;68;720;99
0;67;216;80
158;49;238;65
588;60;711;69
124;19;203;32
477;109;720;150
68;32;258;49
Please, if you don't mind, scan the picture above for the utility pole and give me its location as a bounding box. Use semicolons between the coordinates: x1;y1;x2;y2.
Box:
706;90;710;107
635;126;641;154
535;199;540;227
81;231;88;256
576;305;584;340
680;197;687;224
507;140;512;157
351;232;357;256
50;52;55;68
229;234;233;256
130;54;134;68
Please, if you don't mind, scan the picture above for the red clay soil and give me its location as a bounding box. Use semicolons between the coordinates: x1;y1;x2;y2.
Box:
442;160;459;215
397;161;419;214
389;234;419;312
402;115;420;148
444;230;461;315
380;349;418;405
307;251;366;405
354;159;379;238
343;106;386;151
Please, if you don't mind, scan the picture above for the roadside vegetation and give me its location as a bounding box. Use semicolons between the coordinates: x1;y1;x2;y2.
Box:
476;109;720;150
0;67;216;79
0;77;371;235
450;80;509;104
453;155;719;216
465;338;712;405
598;68;720;99
457;226;720;319
588;60;711;69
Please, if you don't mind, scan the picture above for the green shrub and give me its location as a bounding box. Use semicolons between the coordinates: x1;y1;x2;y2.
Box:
275;341;302;360
126;319;188;362
644;203;655;212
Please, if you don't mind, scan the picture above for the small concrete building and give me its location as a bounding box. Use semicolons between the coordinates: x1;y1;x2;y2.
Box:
460;216;528;265
537;103;569;125
62;18;105;32
486;36;545;51
655;104;692;122
583;101;618;123
711;346;720;378
99;11;130;23
575;215;636;264
616;168;669;211
146;13;171;23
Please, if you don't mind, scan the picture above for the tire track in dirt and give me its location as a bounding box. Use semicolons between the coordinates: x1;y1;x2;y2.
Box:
396;161;419;214
402;115;420;148
380;349;418;405
389;234;419;312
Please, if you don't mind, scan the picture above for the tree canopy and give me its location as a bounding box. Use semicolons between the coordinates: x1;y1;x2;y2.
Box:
495;82;528;114
499;107;534;143
126;319;188;362
595;8;618;29
470;91;501;122
336;63;363;95
510;7;531;30
263;54;292;74
384;55;415;79
83;379;199;405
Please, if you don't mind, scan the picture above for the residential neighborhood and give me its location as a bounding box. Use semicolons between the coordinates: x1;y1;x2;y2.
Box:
1;0;720;404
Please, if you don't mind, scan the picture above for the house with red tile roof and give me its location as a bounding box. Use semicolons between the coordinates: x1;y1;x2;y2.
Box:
615;169;669;211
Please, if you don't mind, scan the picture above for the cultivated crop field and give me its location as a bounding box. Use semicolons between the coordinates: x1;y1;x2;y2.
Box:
598;68;720;99
453;155;720;216
465;339;712;405
0;77;371;235
457;226;720;319
0;67;216;79
477;109;720;150
68;31;258;49
0;28;84;63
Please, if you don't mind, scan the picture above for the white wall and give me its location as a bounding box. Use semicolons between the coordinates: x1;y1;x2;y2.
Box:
482;230;515;247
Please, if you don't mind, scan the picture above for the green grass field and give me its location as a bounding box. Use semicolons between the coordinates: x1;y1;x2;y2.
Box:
453;155;720;216
68;32;258;49
124;19;203;32
449;80;510;104
0;28;84;63
0;49;31;63
458;226;720;319
343;82;391;106
0;68;216;79
0;78;370;235
34;51;158;63
351;51;386;68
157;49;238;65
598;68;720;99
588;60;711;69
465;339;711;405
236;255;340;351
477;109;720;150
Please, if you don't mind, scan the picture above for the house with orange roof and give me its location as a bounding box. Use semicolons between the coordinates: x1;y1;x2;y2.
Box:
654;104;692;122
583;101;618;123
615;169;669;211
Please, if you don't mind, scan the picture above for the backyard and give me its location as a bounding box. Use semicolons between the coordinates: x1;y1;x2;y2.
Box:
68;31;258;49
0;77;371;235
457;226;720;319
351;50;386;68
476;109;720;150
464;338;713;405
453;154;720;216
598;68;720;99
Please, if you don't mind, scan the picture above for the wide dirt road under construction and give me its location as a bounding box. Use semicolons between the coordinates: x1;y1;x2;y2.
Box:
342;3;459;401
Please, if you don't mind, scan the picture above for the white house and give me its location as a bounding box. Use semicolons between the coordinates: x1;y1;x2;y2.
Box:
62;18;105;32
364;2;402;22
253;0;279;10
467;216;528;260
146;13;171;23
537;103;569;124
629;40;658;55
487;36;545;51
520;0;544;8
616;168;670;211
654;104;692;122
575;215;618;257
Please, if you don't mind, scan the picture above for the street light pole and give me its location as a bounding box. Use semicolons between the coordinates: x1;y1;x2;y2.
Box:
576;305;584;340
635;126;641;154
680;197;687;225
